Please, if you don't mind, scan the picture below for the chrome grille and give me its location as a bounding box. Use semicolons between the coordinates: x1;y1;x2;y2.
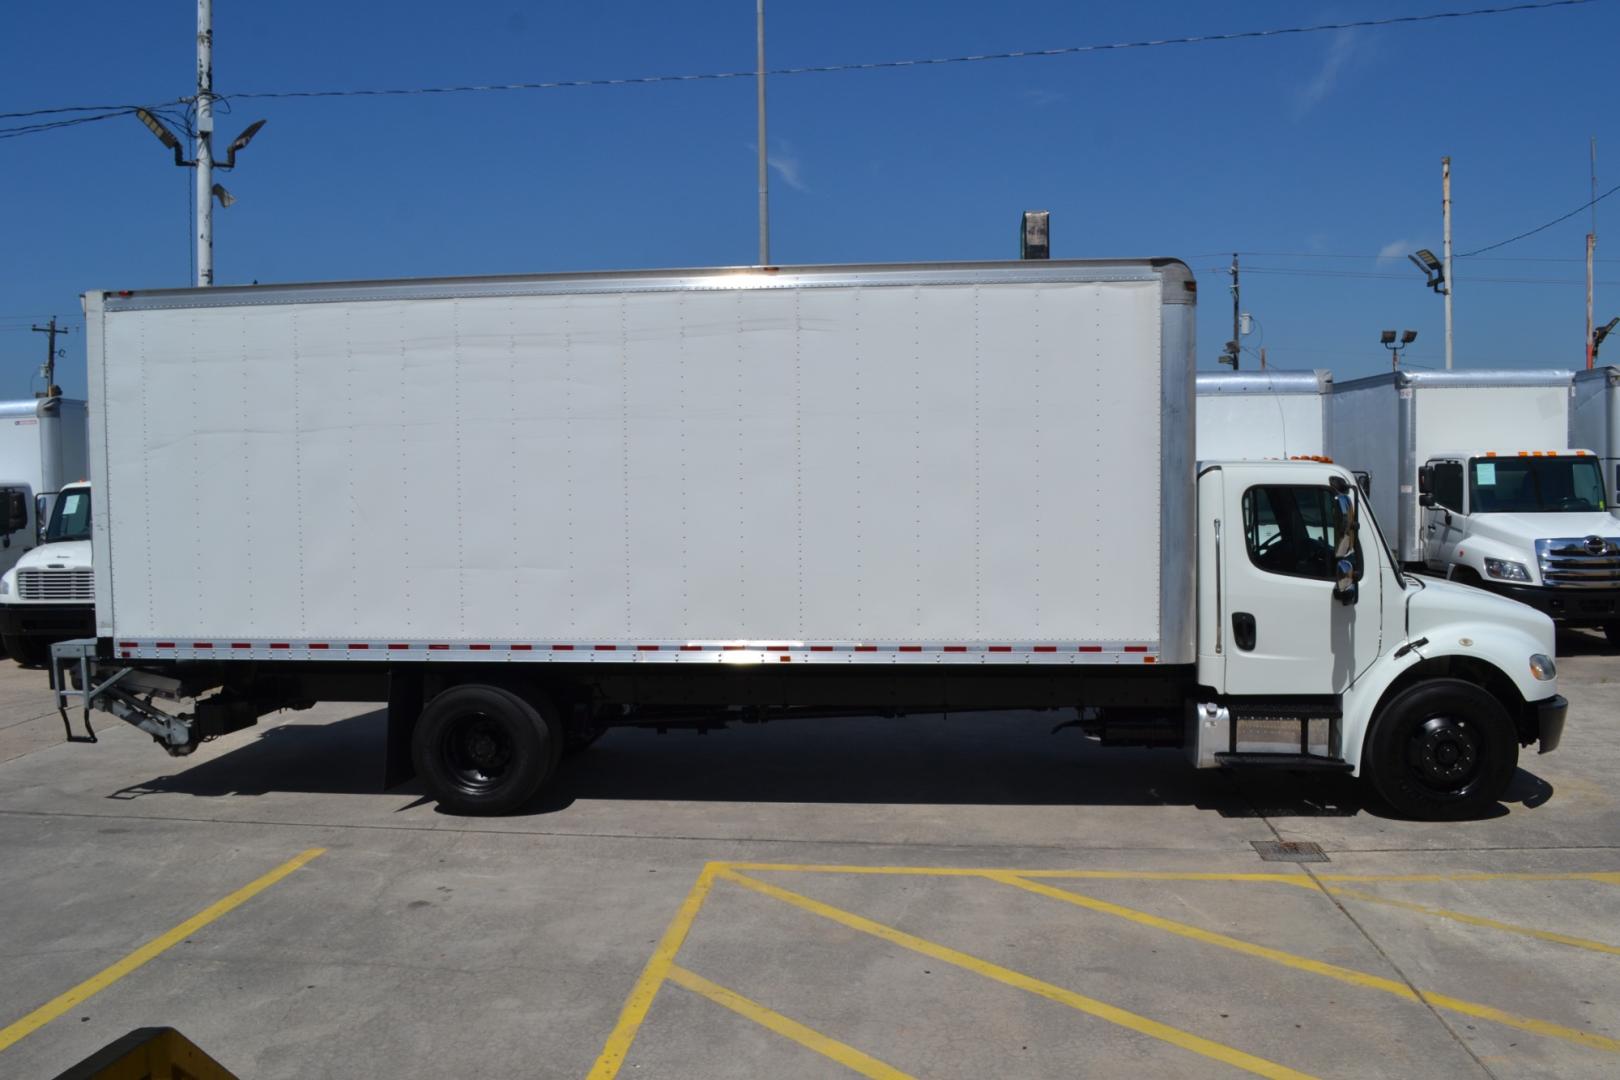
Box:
16;568;93;602
1536;537;1620;589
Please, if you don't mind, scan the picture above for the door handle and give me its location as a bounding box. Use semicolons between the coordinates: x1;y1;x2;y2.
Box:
1231;612;1256;651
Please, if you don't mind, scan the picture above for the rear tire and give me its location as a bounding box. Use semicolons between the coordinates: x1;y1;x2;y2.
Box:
1363;678;1518;821
3;634;48;668
412;684;559;815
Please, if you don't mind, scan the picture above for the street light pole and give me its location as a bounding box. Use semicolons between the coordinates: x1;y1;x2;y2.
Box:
756;0;769;266
1442;157;1453;370
196;0;214;287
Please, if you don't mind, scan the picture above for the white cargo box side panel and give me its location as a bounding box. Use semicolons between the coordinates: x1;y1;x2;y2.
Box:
1197;393;1325;460
1413;385;1569;458
92;265;1178;659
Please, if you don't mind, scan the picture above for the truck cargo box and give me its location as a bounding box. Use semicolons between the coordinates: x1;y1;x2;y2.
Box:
85;260;1196;666
1195;369;1331;462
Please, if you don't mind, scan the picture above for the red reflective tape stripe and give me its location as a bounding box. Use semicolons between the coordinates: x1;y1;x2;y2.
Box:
943;645;967;653
118;642;138;648
1078;646;1103;652
723;645;744;651
1124;646;1148;653
595;644;617;651
155;642;176;649
810;645;833;652
120;650;131;658
232;643;252;650
1033;645;1056;653
551;644;573;651
308;643;329;650
854;645;877;652
638;645;660;651
191;642;213;649
988;646;1011;653
270;643;291;650
766;645;789;651
349;643;370;650
469;644;491;651
509;644;533;651
388;644;411;651
899;645;922;653
680;644;703;651
429;644;449;651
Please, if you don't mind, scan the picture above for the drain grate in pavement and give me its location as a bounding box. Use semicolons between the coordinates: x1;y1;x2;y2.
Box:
1251;840;1329;863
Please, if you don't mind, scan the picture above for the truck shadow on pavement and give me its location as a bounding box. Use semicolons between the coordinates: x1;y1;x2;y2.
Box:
105;708;1552;823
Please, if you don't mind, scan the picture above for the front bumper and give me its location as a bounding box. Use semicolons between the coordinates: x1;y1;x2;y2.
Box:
1487;583;1620;626
1528;694;1567;754
0;602;94;641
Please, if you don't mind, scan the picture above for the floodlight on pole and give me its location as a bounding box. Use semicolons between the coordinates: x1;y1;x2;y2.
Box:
133;108;186;166
1382;328;1416;370
219;119;266;168
1595;317;1619;361
1409;249;1446;295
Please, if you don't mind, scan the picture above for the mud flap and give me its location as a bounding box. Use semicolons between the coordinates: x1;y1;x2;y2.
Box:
384;667;424;790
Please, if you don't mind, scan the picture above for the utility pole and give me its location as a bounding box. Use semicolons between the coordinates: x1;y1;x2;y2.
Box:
30;318;68;398
1224;253;1241;369
756;0;769;266
1259;346;1267;371
1442;157;1454;370
1588;137;1598;370
195;0;215;286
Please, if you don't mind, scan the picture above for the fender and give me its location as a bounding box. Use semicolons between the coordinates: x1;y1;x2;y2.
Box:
1338;579;1557;774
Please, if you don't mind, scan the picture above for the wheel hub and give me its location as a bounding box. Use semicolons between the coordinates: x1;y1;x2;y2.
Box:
445;713;512;789
1412;715;1480;789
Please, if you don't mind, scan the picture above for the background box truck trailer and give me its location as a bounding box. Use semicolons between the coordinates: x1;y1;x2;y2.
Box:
0;395;88;576
1195;369;1332;462
59;260;1566;820
1570;366;1620;513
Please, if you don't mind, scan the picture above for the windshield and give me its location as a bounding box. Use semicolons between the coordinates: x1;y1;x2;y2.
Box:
44;488;91;543
1469;457;1606;514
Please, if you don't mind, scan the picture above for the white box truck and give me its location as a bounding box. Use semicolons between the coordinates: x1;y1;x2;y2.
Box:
56;261;1566;819
0;397;93;662
1570;366;1620;512
1329;370;1620;636
1195;369;1333;461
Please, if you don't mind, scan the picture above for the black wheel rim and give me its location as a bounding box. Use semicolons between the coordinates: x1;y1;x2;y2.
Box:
440;711;514;793
1405;713;1484;798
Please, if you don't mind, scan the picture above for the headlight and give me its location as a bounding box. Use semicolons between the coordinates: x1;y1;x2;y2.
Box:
1529;653;1557;681
1484;558;1531;582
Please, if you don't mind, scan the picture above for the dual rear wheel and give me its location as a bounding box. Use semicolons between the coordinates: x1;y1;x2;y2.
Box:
411;684;562;815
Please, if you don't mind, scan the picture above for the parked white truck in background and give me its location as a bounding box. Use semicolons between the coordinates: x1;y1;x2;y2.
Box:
1570;365;1620;513
1328;370;1620;636
0;480;94;665
0;396;92;664
55;260;1564;820
1195;369;1333;461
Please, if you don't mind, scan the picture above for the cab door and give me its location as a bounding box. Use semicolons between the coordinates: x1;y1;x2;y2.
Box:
1219;475;1383;695
1421;459;1466;571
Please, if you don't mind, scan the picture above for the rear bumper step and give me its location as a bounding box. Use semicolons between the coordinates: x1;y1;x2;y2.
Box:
1214;752;1353;771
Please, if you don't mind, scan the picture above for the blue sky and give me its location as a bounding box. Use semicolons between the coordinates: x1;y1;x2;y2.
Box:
3;1;1617;399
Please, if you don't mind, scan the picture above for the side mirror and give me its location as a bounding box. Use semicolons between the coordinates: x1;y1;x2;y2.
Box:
1417;464;1434;495
1418;492;1435;507
34;494;48;545
1334;557;1359;606
1355;471;1372;497
1;489;27;534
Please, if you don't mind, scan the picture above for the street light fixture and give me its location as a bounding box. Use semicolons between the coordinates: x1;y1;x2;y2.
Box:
1382;329;1417;369
1408;249;1447;295
1595;317;1619;362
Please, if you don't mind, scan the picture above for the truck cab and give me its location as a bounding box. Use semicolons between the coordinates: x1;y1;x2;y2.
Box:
1416;451;1620;640
1197;459;1564;818
0;480;93;666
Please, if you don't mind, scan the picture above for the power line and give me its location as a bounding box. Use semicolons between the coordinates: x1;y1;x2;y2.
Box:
1191;250;1616;264
1456;180;1620;256
219;0;1595;102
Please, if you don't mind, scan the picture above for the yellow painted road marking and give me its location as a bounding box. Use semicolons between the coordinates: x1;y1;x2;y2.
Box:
0;847;326;1053
993;873;1620;1055
725;862;1620;887
1324;886;1620;957
1315;872;1620;885
720;869;1318;1080
667;965;916;1080
586;862;720;1080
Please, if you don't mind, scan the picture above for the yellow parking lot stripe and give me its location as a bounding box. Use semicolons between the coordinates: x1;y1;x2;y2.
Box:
1324;886;1620;956
720;869;1318;1080
586;862;720;1080
0;847;326;1053
725;863;1620;888
994;874;1620;1055
1316;872;1620;885
667;965;916;1080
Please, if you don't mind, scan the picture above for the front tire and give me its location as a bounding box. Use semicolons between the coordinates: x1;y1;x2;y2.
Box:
412;684;559;815
1364;678;1519;820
